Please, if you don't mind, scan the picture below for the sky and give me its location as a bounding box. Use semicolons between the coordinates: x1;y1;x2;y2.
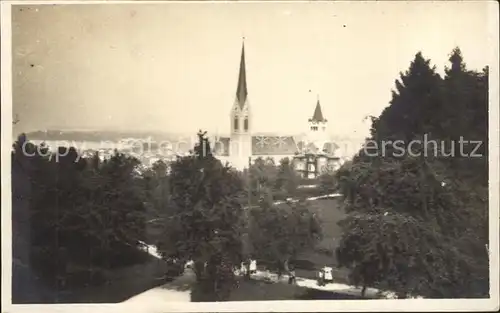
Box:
10;1;495;139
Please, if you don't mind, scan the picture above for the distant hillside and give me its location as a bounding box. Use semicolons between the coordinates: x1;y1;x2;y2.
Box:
22;130;194;142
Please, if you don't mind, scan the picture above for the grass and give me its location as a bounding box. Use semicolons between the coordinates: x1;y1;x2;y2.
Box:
13;253;180;304
51;256;176;303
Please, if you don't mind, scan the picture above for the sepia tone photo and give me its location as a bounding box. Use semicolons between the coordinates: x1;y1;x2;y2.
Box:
2;0;499;311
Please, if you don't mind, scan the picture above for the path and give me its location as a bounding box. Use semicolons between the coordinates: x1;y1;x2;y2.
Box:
122;265;397;303
123;243;398;303
130;192;416;301
248;270;395;299
123;268;194;303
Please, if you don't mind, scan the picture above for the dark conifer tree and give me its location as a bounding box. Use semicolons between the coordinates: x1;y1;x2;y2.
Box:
333;49;489;298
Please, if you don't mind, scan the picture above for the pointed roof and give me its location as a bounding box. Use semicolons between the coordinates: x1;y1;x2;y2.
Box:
310;98;327;122
236;40;248;108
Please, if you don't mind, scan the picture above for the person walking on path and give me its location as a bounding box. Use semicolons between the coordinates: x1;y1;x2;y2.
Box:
249;259;257;275
276;260;284;281
317;267;325;286
288;268;296;285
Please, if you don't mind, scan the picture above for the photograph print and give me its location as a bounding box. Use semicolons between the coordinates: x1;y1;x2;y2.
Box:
2;0;499;311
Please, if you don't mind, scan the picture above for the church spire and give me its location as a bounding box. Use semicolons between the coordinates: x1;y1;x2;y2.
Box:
236;39;248;108
310;97;327;122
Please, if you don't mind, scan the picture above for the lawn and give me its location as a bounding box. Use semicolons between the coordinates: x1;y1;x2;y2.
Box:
13;252;178;304
308;197;346;251
55;256;174;303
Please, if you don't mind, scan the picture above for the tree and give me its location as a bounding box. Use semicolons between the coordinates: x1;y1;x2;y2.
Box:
369;52;442;146
335;156;488;298
440;48;488;186
248;197;322;274
12;136;151;297
141;160;171;244
156;131;246;300
12;134;38;301
244;156;303;203
335;49;489;298
87;151;148;261
274;157;301;199
247;157;278;203
317;168;339;195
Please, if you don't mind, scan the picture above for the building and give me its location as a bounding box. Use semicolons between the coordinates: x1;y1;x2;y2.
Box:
23;41;344;177
213;40;341;178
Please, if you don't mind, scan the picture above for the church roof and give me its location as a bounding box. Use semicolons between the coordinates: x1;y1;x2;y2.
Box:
309;99;327;123
252;136;298;155
141;136;339;158
236;41;248;108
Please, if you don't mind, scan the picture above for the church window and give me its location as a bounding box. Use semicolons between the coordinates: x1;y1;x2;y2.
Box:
244;118;248;131
234;117;239;131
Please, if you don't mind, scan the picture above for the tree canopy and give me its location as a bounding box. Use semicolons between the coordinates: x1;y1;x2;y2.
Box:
11;136;150;296
243;157;323;271
248;199;322;268
156;131;246;300
334;48;489;298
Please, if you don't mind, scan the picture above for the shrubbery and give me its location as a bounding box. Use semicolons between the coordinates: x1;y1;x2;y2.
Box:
12;137;150;292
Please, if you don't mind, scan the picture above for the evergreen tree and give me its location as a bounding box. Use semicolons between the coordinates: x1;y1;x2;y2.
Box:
370;52;443;146
333;49;489;298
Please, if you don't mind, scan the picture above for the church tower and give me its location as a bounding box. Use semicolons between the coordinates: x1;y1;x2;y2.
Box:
229;39;252;167
307;96;328;146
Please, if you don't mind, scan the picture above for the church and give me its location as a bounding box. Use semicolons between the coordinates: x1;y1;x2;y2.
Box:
213;41;341;178
24;41;342;179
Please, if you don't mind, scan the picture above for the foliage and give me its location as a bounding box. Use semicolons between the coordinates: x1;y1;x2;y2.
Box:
241;156;323;269
369;52;443;144
317;169;338;195
274;157;301;199
248;198;323;270
334;48;489;298
141;160;171;243
245;156;302;203
11;136;150;291
336;157;488;298
156;131;245;300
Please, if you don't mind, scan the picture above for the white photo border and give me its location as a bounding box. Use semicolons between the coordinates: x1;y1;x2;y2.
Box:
1;1;499;312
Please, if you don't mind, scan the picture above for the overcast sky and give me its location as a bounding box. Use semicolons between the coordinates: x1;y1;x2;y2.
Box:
11;1;494;138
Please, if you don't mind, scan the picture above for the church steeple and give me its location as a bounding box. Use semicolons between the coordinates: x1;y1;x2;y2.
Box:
236;40;248;108
308;95;328;135
231;38;251;136
310;97;327;123
229;38;252;167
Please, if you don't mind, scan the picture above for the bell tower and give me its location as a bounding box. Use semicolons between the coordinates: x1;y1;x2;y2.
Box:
307;96;328;147
230;39;252;168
